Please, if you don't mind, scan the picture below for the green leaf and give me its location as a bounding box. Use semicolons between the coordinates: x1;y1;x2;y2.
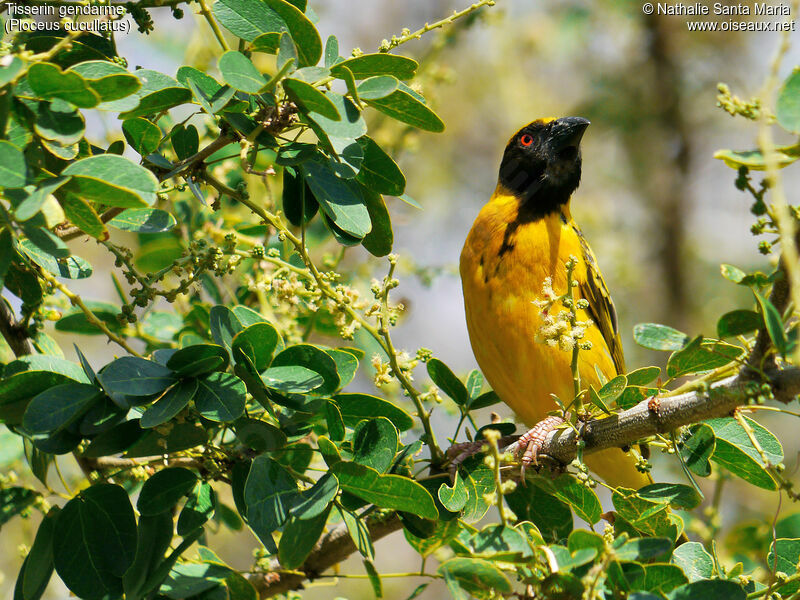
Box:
506;483;571;541
365;88;445;132
59;194;106;239
219;51;267;93
27;63;99;108
53;484;137;599
633;323;690;351
707;416;783;490
670;542;713;583
340;507;375;560
177;482;216;535
22;225;70;258
167;344;229;377
461;459;497;524
717;309;761;338
0;141;27;188
755;291;787;357
210;305;245;351
23;383;101;434
261;0;322;67
714;146;800;170
171;124;200;160
278;507;330;568
680;423;715;477
326;348;359;388
667;580;746;600
331;462;438;519
138;467;198;516
123;512;174;599
0;487;38;527
638;483;702;509
357;76;400;100
244;456;301;548
140;379;198;428
18;246;91;283
331;54;417;80
324;35;339;68
35;102;85;145
283;77;339;119
232;322;283;372
666;337;744;378
438;471;468;512
261;365;324;393
62;154;159;208
213;0;287;41
177;67;238;115
98;357;176;400
355;136;405;196
437;558;512;597
352;417;398;473
69;61;141;103
16;178;68;223
290;473;339;519
108;208;177;233
469;390;501;410
54;301;120;335
195;373;247;422
598;375;627;406
125;423;207;458
21;506;58;600
404;519;461;559
777;68;800;133
306;92;366;141
635;564;687;595
117;86;192;120
333;393;414;431
122;117;161;155
0;55;23;86
271;344;340;395
469;524;532;560
427;358;469;406
234;418;287;452
532;474;602;524
767;538;800;593
615;537;672;561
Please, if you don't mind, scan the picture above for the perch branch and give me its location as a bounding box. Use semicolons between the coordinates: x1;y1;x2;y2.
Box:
248;511;403;599
536;368;800;466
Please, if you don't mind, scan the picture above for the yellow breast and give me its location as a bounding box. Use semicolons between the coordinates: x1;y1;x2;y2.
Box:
459;189;616;426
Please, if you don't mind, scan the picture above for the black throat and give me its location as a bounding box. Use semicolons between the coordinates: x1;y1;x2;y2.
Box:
498;151;581;223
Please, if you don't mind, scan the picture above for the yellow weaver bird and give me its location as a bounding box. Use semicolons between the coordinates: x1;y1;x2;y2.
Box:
460;117;650;490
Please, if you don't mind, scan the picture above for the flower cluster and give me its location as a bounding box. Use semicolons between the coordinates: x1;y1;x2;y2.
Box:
533;276;593;352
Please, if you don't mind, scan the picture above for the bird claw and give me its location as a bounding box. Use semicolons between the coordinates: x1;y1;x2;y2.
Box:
513;415;566;480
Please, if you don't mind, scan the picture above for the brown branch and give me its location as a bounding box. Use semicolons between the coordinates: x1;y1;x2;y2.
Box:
248;511;402;599
0;298;33;357
537;368;800;466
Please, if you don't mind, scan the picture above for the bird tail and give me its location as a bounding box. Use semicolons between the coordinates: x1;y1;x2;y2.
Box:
584;448;652;490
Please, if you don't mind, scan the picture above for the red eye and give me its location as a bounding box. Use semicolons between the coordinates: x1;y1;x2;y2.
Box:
520;134;533;147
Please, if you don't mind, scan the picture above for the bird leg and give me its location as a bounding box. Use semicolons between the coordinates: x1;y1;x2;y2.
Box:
512;415;566;478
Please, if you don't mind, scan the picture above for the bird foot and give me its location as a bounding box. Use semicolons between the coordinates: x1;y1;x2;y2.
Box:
510;415;566;479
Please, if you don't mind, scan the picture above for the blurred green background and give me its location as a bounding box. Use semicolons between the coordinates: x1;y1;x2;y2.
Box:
3;1;800;598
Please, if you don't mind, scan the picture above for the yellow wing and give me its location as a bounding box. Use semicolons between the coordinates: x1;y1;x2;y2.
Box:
572;222;625;375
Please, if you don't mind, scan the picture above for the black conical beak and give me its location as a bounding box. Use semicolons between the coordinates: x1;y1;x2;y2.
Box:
551;116;590;151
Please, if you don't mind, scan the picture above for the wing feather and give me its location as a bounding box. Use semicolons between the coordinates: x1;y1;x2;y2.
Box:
573;224;625;375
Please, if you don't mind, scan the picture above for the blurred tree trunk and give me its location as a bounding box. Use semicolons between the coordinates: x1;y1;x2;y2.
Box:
639;14;693;329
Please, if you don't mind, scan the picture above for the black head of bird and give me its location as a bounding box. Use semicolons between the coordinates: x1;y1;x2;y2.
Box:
498;116;590;220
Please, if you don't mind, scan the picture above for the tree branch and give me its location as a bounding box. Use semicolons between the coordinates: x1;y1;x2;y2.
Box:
248;511;402;599
0;297;33;357
538;368;800;466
